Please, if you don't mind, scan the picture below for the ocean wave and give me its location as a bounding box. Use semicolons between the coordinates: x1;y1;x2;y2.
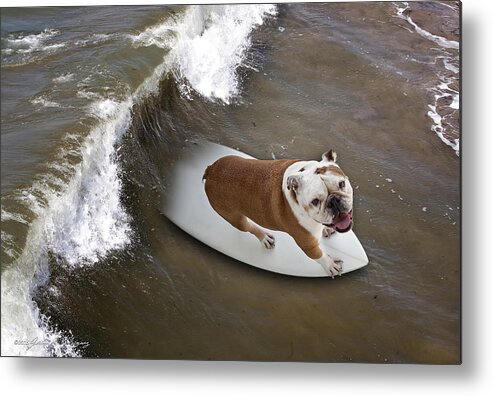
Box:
1;95;134;356
46;99;133;267
132;4;277;104
1;97;133;355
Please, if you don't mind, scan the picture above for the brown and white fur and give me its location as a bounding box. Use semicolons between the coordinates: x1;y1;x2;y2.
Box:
202;150;353;277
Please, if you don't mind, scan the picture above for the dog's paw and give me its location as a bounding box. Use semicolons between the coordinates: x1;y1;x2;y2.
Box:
261;233;275;249
317;255;343;278
327;258;343;278
323;226;336;238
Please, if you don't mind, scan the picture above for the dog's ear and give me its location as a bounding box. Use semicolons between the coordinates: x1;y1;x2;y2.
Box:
322;149;337;163
287;175;302;192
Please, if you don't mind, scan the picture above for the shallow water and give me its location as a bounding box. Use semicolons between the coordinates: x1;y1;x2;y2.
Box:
1;2;460;362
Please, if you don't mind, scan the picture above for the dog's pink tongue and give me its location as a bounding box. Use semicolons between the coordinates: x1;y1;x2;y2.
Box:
334;212;351;230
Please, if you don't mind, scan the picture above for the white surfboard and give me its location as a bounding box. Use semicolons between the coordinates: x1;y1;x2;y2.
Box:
161;141;368;277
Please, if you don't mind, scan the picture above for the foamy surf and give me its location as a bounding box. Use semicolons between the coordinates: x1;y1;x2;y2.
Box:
53;73;75;83
2;89;135;356
1;4;277;356
2;28;61;53
395;2;459;50
1;263;83;357
132;4;277;104
1;29;118;67
394;2;460;155
427;53;460;154
46;99;133;267
1;98;133;356
30;96;63;108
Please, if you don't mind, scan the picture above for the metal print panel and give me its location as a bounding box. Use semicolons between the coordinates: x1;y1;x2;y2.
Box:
1;1;460;362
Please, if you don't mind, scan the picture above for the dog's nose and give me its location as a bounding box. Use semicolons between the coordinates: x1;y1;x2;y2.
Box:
329;195;339;205
328;195;340;210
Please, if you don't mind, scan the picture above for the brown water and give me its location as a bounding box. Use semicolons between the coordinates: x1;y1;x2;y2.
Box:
1;2;460;362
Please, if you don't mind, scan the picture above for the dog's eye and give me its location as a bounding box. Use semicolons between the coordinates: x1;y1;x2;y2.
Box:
311;198;320;206
339;180;345;189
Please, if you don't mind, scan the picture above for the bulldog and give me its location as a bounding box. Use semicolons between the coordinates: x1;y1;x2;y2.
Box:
202;150;353;277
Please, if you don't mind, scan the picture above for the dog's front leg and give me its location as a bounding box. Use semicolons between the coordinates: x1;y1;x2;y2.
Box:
298;238;343;278
316;255;343;278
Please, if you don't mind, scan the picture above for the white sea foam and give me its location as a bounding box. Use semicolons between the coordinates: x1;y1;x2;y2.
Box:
1;247;83;356
443;57;459;74
43;100;132;267
170;5;277;103
2;29;66;60
31;96;62;108
1;208;29;225
2;30;116;66
132;4;277;104
131;20;175;48
27;43;66;53
4;30;114;55
77;90;102;100
53;73;75;83
426;54;459;155
74;33;117;47
395;2;459;50
394;2;459;155
1;230;20;260
438;2;458;12
5;29;60;50
1;203;80;356
427;104;459;153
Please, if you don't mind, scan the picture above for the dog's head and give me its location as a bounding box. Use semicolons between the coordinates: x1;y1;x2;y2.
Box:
286;150;353;232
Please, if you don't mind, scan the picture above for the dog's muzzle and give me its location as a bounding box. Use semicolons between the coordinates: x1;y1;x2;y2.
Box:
322;194;352;232
324;210;353;233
